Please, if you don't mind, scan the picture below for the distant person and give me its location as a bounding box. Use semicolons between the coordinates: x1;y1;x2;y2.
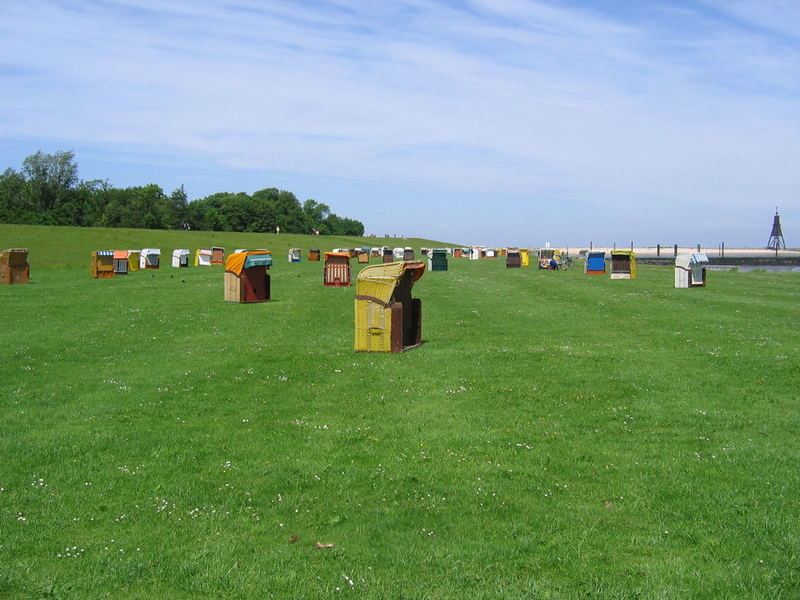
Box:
549;258;558;270
276;226;281;234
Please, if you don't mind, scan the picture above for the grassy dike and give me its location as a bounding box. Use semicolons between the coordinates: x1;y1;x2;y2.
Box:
0;223;454;270
0;225;798;599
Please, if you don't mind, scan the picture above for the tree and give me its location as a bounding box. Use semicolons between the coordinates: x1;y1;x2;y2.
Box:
75;179;111;227
204;206;227;231
216;192;256;232
21;150;79;213
318;213;365;236
164;185;189;229
186;196;213;231
340;217;365;236
100;187;137;228
132;184;167;229
98;184;167;229
247;193;277;232
253;188;308;233
303;198;331;224
1;150;367;234
0;168;27;223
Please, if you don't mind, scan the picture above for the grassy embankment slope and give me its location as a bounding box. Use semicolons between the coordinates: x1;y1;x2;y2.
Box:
0;223;456;269
0;224;798;599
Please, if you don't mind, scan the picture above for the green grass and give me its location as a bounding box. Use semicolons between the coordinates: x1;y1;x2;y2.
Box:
0;226;798;599
0;223;455;270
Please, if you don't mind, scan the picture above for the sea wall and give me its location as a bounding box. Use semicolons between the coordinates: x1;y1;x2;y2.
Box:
636;256;800;266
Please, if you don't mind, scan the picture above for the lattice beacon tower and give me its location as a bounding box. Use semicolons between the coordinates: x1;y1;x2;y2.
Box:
767;208;786;250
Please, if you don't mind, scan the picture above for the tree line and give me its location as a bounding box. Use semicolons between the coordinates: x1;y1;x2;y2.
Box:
0;150;365;235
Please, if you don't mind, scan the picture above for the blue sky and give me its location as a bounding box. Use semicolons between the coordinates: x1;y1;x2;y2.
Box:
1;0;798;247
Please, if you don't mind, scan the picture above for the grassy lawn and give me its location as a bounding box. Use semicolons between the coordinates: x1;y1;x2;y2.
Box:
1;226;798;598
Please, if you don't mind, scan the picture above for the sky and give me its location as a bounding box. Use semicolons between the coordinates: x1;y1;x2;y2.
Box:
1;0;798;247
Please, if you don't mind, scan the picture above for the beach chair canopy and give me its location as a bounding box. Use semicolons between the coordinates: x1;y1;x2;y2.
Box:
676;252;709;268
171;249;190;267
0;248;28;264
586;251;606;270
356;261;425;305
611;250;635;260
225;250;272;275
140;248;160;267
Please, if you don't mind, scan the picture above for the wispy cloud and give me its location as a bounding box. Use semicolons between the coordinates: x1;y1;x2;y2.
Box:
0;0;797;244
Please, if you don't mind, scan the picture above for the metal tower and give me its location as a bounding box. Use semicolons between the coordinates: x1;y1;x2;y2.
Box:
767;208;786;250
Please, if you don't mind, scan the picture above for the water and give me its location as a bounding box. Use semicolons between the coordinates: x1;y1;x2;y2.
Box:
707;265;800;273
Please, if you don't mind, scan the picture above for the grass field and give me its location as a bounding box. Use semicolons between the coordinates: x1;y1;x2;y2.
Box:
1;225;798;599
0;224;452;270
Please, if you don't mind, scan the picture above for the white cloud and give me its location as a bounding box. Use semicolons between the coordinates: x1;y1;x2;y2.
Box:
0;0;797;245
